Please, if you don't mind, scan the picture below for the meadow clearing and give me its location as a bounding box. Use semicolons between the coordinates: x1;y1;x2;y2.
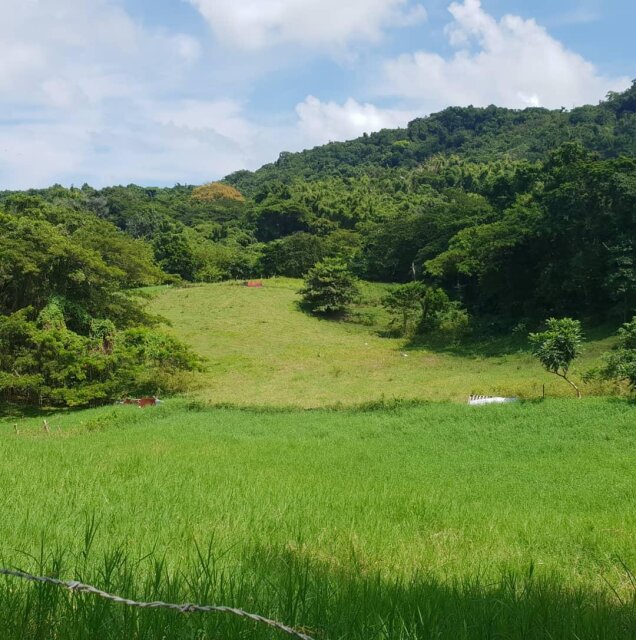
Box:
147;279;618;407
1;281;634;639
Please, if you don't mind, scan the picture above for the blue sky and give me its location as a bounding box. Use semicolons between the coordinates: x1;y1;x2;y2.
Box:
0;0;633;189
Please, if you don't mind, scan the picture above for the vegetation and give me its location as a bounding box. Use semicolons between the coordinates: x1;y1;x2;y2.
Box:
1;399;636;639
0;195;201;407
227;81;636;194
2;84;636;333
2;83;636;639
299;258;359;315
143;280;620;407
593;317;636;390
530;318;584;398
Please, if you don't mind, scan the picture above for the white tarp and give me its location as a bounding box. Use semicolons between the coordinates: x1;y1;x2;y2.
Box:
468;396;518;406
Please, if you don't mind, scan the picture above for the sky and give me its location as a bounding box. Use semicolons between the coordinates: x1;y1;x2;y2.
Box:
0;0;633;189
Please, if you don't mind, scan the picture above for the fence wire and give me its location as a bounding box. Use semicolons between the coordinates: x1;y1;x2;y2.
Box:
0;568;316;640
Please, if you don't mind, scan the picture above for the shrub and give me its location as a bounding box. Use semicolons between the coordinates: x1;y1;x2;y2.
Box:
0;312;203;408
592;317;636;392
299;258;359;315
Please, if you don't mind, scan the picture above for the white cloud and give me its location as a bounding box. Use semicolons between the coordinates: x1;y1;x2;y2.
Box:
296;96;414;145
382;0;628;111
188;0;426;50
0;0;236;189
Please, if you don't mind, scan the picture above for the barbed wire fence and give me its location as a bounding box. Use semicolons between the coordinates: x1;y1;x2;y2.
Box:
0;568;316;640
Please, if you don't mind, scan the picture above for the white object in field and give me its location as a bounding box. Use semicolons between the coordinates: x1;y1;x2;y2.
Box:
468;395;518;406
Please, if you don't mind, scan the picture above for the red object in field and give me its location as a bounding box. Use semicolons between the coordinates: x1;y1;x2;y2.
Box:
119;397;160;408
137;397;158;408
245;280;263;288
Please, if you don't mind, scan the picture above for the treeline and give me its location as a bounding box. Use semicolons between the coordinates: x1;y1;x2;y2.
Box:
0;195;201;408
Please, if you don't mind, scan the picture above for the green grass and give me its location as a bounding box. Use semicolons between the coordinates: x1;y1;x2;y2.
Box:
147;279;618;408
1;280;633;638
1;399;635;638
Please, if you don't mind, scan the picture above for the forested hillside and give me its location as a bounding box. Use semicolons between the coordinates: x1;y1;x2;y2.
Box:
2;83;636;407
226;81;636;194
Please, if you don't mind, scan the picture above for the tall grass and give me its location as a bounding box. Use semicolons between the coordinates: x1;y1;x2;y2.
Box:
1;539;635;639
1;399;635;637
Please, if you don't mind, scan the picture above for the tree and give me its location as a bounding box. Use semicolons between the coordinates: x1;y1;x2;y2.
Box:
299;258;359;315
382;283;463;338
259;232;325;278
529;318;584;398
417;286;451;333
382;283;423;336
593;317;636;391
191;182;245;203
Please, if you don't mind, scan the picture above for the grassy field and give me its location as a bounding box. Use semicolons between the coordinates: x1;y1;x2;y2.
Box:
1;399;635;638
147;279;617;407
1;280;634;639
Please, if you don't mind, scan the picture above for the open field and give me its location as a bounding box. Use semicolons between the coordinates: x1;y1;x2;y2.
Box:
1;399;635;638
1;280;633;639
147;279;618;408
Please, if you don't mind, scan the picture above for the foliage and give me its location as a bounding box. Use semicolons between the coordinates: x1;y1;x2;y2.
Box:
0;197;202;407
191;182;245;203
593;317;636;391
529;318;584;397
259;232;325;277
381;282;466;340
300;258;359;315
382;283;424;336
226;81;636;196
0;310;202;407
433;302;471;345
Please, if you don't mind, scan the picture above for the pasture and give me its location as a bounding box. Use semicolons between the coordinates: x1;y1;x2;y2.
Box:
147;279;617;407
1;399;635;638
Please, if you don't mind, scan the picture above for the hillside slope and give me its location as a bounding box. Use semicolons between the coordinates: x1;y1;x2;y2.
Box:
225;82;636;195
148;280;615;407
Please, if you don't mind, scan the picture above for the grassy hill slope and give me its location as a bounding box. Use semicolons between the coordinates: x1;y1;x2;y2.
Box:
148;279;615;407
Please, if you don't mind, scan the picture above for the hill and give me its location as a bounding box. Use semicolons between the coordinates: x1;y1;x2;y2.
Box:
225;81;636;195
147;279;616;407
2;85;636;411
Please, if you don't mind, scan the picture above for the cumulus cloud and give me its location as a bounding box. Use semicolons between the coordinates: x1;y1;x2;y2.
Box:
188;0;426;50
382;0;628;111
296;96;414;145
0;0;240;189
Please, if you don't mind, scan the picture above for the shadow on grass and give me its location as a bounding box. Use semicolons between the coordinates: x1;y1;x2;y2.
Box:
0;402;73;420
401;320;623;360
1;541;634;640
403;332;531;358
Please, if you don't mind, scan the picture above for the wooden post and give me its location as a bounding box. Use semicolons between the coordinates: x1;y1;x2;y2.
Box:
43;419;50;435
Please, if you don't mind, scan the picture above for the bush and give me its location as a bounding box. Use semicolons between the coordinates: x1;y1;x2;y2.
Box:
0;311;203;408
434;303;471;345
591;317;636;392
299;258;359;315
